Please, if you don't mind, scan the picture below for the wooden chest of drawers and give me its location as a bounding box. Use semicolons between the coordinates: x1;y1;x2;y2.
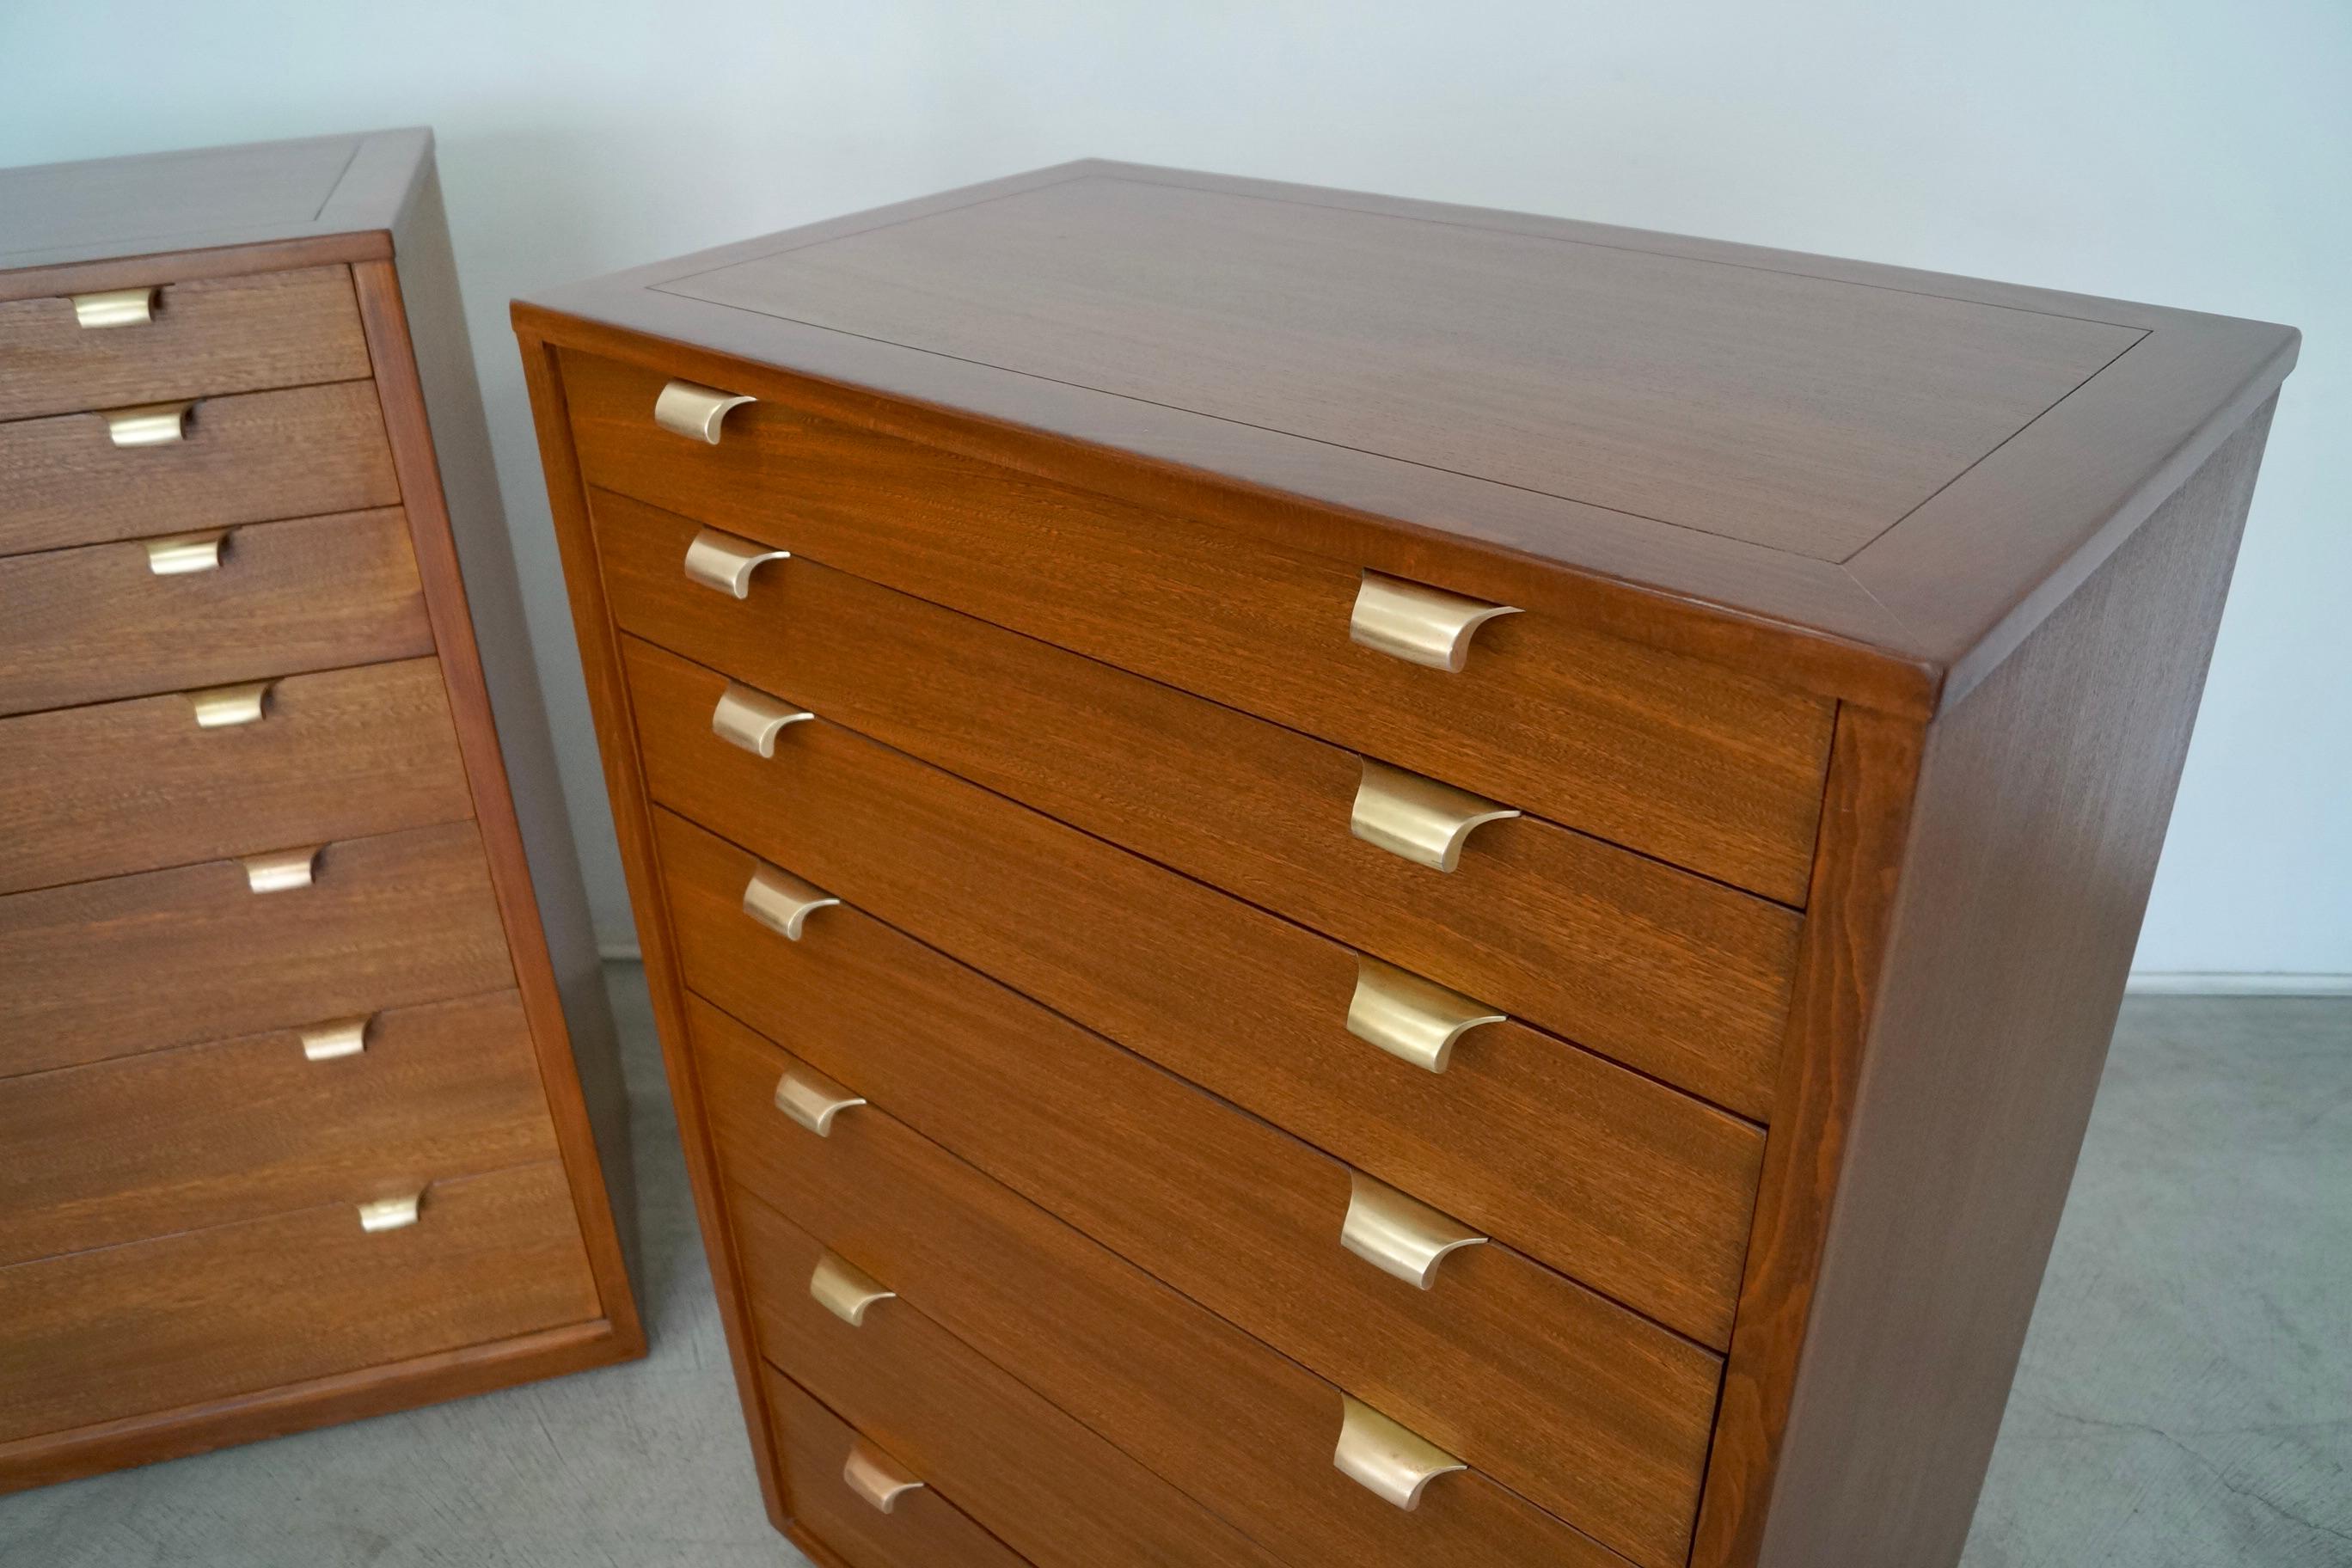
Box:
513;162;2295;1567
0;130;641;1487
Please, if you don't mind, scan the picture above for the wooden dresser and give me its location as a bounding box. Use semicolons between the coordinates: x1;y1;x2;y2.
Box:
0;129;641;1487
512;163;2294;1568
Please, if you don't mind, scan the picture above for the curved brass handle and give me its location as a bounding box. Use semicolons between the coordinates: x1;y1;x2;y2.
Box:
104;400;193;448
1350;572;1520;671
145;529;229;575
712;683;813;757
683;526;792;598
1345;956;1504;1074
743;861;839;940
188;679;272;730
1351;759;1519;872
1340;1171;1487;1289
1333;1395;1466;1510
775;1063;867;1137
842;1439;926;1514
654;378;757;443
71;287;158;328
241;845;318;893
300;1015;371;1062
358;1191;422;1233
810;1249;897;1326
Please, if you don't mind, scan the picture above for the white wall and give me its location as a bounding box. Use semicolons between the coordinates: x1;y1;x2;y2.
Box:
5;0;2345;978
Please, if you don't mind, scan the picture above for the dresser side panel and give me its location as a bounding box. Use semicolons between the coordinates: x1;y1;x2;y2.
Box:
370;167;640;1309
1753;398;2274;1566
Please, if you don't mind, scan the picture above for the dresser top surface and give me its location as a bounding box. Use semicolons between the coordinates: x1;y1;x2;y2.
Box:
522;161;2296;712
0;128;434;273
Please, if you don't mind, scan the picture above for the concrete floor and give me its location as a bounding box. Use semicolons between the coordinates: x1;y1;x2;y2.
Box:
2;971;2344;1567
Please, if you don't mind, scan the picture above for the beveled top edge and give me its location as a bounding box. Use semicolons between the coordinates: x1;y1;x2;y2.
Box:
516;159;2300;717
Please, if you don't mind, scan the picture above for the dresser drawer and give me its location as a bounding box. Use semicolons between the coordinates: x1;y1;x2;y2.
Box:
631;650;1761;1350
0;506;432;718
599;491;1802;1115
562;351;1834;903
0;819;514;1078
628;631;1776;1133
765;1370;1030;1568
684;964;1713;1568
0;266;371;423
0;380;399;558
0;659;474;895
739;1210;1278;1568
0;1160;597;1446
707;1008;1623;1568
0;990;556;1268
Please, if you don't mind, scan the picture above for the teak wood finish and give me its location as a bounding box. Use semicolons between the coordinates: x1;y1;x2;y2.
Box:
0;659;474;894
0;129;640;1489
0;506;433;719
515;162;2294;1568
662;810;1720;1565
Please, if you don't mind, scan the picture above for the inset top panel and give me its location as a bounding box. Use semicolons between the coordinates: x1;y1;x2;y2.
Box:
0;130;431;274
658;175;2140;562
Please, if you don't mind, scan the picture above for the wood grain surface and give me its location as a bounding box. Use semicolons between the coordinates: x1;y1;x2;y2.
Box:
658;172;2136;563
0;1161;597;1449
707;1006;1627;1568
352;253;645;1359
764;1371;1031;1568
0;264;370;422
0;379;399;557
0;506;432;719
513;170;2296;1567
598;488;1804;1082
0;989;556;1267
565;352;1834;901
0;129;428;278
520;161;2297;714
0;127;643;1492
1687;704;1925;1565
0;658;474;895
517;325;791;1523
0;819;513;1078
1730;403;2275;1568
628;640;1767;1338
677;897;1714;1568
740;1216;1283;1568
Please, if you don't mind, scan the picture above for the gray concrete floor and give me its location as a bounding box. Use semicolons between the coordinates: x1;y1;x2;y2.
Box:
1;971;2343;1567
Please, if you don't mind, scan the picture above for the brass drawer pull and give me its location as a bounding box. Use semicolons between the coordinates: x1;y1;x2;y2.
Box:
103;400;193;448
742;861;839;940
1345;956;1504;1074
1351;759;1519;872
240;845;319;893
654;377;757;444
70;287;158;328
1350;571;1519;671
1340;1171;1487;1289
300;1015;371;1062
1333;1395;1466;1510
775;1063;866;1136
712;683;813;757
145;528;229;575
358;1191;422;1233
810;1249;897;1326
683;526;791;598
187;679;272;729
842;1438;926;1514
